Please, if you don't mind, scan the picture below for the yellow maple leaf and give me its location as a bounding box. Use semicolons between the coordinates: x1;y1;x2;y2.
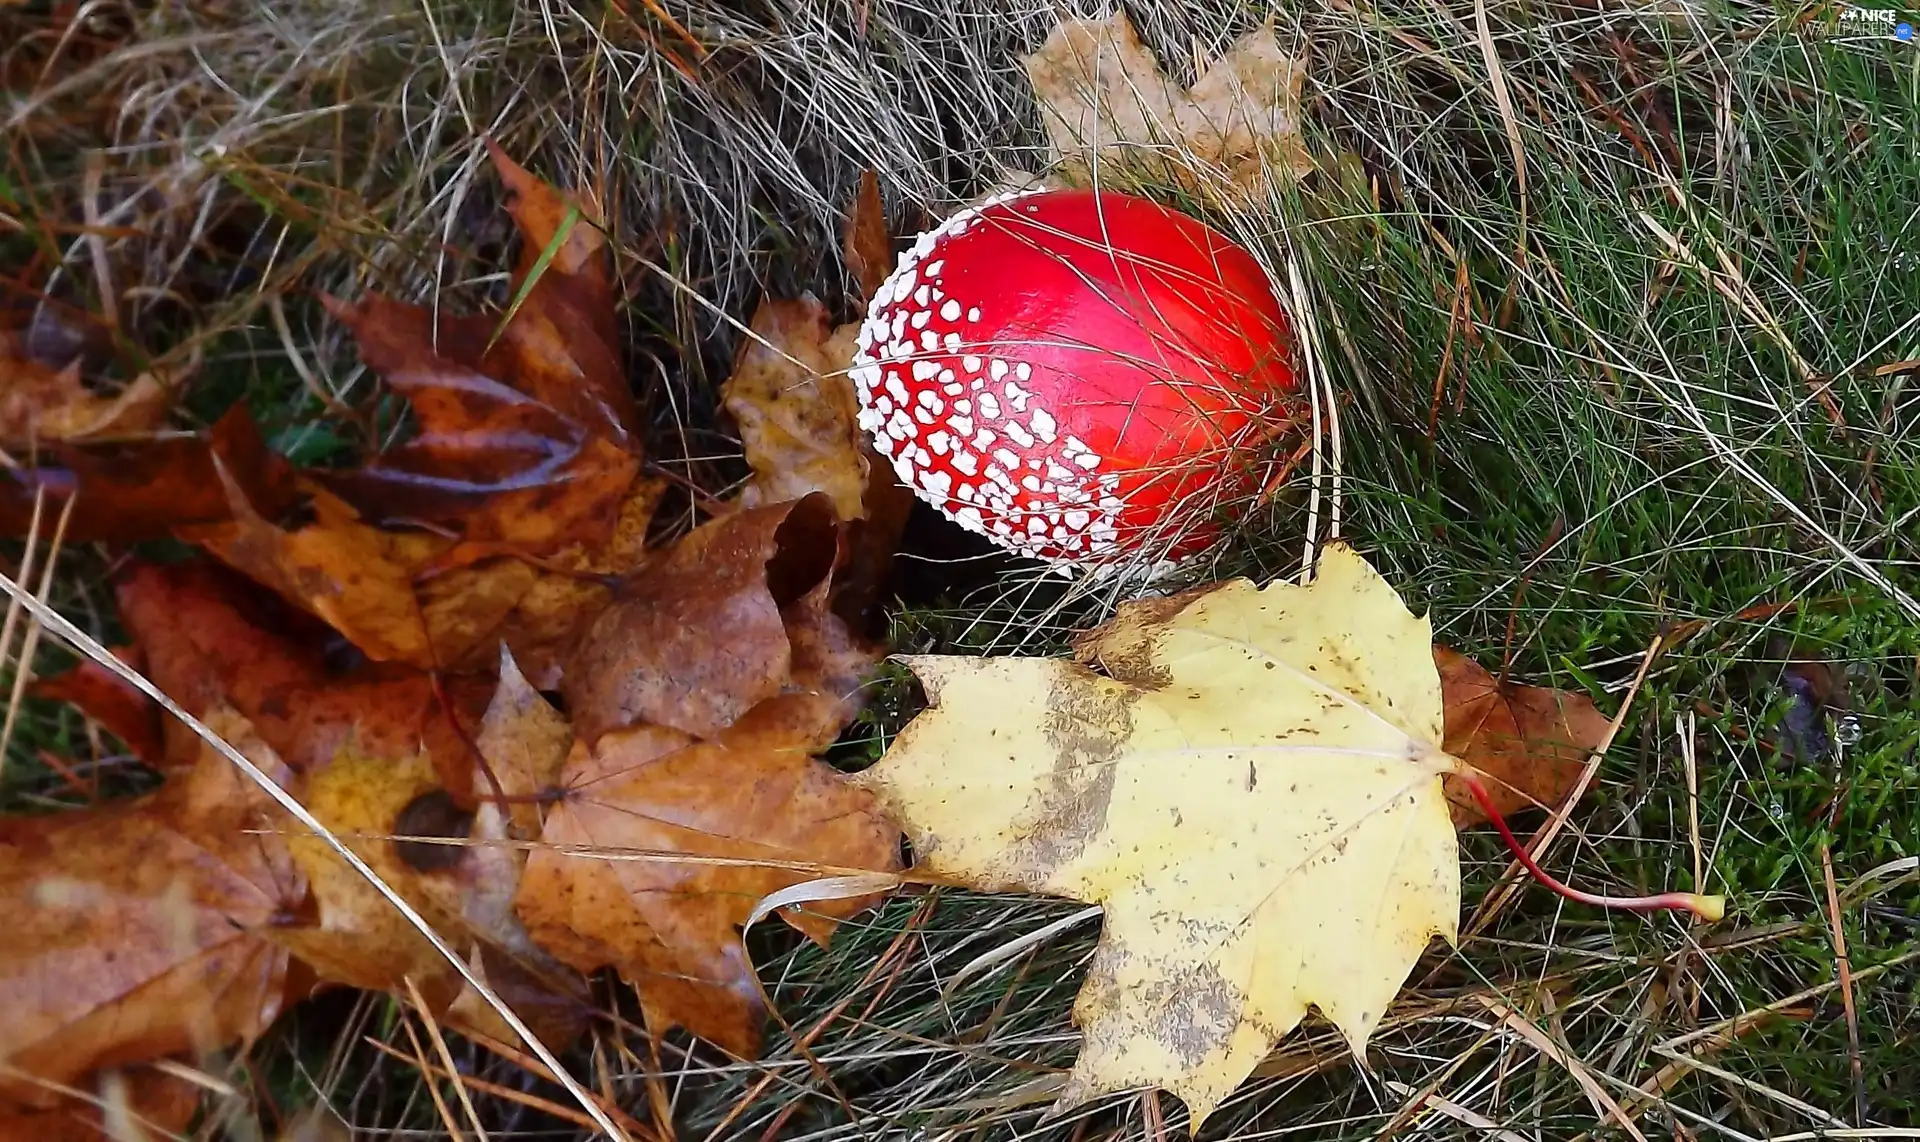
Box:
856;543;1459;1126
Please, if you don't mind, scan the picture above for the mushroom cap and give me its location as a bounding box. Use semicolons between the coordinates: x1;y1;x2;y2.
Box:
851;187;1297;565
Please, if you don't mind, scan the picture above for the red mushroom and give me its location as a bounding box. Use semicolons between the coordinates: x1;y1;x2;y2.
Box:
851;187;1299;566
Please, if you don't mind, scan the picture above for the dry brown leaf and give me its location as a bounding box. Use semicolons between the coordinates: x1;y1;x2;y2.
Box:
420;473;667;686
0;403;295;543
179;145;659;669
0;332;169;444
29;646;163;765
183;477;436;666
564;494;880;745
843;170;892;305
0;1069;204;1142
0;708;299;1104
112;557;496;794
1435;646;1608;826
316;143;639;551
515;693;902;1054
264;664;589;1046
722;298;871;521
1025;11;1313;202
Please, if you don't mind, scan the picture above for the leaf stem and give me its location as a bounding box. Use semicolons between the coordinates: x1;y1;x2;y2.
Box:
1454;767;1725;922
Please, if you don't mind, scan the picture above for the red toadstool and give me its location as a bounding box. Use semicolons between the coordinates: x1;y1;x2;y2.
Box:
851;187;1299;567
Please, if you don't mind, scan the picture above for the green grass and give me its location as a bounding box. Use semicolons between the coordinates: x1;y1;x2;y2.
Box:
4;0;1919;1137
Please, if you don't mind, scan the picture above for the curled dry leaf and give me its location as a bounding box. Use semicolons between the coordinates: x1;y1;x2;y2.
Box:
0;330;169;444
564;494;880;745
1025;11;1313;202
1434;645;1607;827
859;544;1459;1127
29;645;164;765
515;693;903;1055
0;708;299;1104
182;480;437;666
843;170;892;306
721;298;870;522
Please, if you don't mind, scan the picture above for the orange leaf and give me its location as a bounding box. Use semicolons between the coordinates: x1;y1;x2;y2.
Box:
29;645;163;765
182;477;436;666
113;559;490;790
1435;645;1609;827
0;404;295;543
0;709;299;1103
269;673;589;1048
843;169;892;306
515;693;902;1055
563;494;881;745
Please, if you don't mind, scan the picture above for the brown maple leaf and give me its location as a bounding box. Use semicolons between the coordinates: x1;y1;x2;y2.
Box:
169;145;663;674
0;708;300;1103
1435;645;1609;826
515;692;902;1055
270;712;591;1049
563;494;880;745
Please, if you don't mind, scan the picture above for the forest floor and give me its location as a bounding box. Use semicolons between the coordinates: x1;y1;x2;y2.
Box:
4;0;1918;1137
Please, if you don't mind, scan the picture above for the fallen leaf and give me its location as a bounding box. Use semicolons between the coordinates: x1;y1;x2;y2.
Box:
267;664;590;1046
423;472;666;685
113;558;494;791
0;403;295;543
0;708;299;1103
29;646;164;765
722;299;872;522
857;543;1459;1126
843;170;892;305
182;145;660;669
315;143;639;551
564;494;880;745
1025;11;1313;202
268;741;467;1011
0;1069;203;1142
1434;646;1607;827
183;477;436;666
0;331;169;444
515;692;903;1054
319;290;641;553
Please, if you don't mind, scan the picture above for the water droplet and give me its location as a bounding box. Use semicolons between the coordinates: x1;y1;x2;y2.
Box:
1834;715;1863;748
